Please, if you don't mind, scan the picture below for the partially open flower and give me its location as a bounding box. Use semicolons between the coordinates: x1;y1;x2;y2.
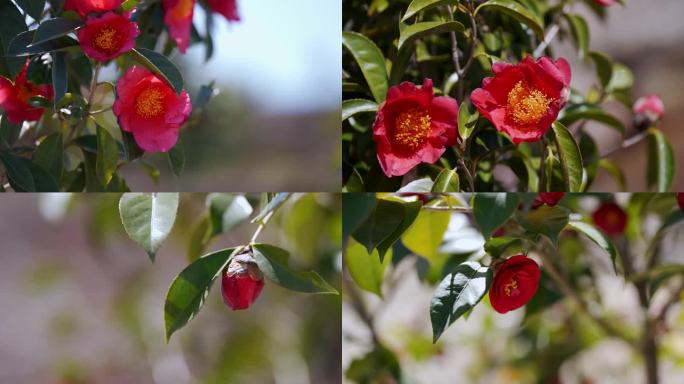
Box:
489;255;540;314
372;78;459;177
207;0;240;22
592;202;627;236
162;0;195;53
0;61;53;124
471;57;571;144
633;95;665;130
593;0;617;6
77;12;139;62
531;192;566;209
113;67;192;152
64;0;123;19
221;253;265;310
677;193;684;213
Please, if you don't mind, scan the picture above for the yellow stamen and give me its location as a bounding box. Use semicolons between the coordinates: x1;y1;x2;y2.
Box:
94;27;119;52
135;87;165;118
393;107;431;151
504;278;519;296
506;81;552;126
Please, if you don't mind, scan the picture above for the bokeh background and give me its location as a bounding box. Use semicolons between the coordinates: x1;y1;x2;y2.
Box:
554;0;684;191
0;193;341;384
112;0;342;191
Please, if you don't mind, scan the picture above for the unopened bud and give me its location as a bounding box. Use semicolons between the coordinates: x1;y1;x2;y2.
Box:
221;253;265;310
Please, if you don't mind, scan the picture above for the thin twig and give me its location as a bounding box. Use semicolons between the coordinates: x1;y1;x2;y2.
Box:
601;131;649;159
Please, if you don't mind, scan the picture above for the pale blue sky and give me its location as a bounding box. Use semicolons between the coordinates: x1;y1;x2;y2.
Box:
183;0;341;114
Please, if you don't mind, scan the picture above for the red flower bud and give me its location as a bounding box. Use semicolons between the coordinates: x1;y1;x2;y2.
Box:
593;0;617;6
592;202;627;236
489;255;540;313
633;95;665;130
221;253;265;310
677;193;684;213
531;192;566;209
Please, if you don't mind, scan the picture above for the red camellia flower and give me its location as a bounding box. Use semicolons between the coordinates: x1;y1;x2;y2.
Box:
471;57;571;144
593;0;617;6
162;0;195;53
207;0;241;22
372;79;458;177
489;255;540;314
592;202;627;236
77;12;139;62
634;95;665;122
0;61;53;124
221;253;265;310
676;193;684;213
113;67;192;152
531;192;566;209
64;0;123;19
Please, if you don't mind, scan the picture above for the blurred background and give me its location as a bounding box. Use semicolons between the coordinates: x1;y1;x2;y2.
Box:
343;193;684;384
555;0;684;191
112;0;341;191
0;193;341;384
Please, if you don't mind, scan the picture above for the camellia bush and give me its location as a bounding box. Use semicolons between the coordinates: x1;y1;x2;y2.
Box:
117;192;339;341
0;0;241;191
343;192;684;384
342;0;675;192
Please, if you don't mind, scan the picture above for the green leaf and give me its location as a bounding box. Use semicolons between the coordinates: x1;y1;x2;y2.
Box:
33;132;63;183
31;18;83;46
398;21;465;52
0;150;35;191
401;210;450;263
14;0;46;21
475;0;545;38
432;169;460;192
342;193;377;241
402;0;461;22
431;261;491;342
121;0;140;12
167;138;185;177
588;51;613;88
342;98;377;121
0;0;28;78
164;247;237;341
345;238;391;297
342;31;388;103
646;128;674;192
598;159;626;190
484;236;525;259
207;193;253;236
517;205;570;245
252;192;290;223
457;102;479;141
551;122;583;192
96;125;119;187
0;118;22;148
51;51;68;106
565;13;589;59
119;193;180;261
7;30;78;57
397;178;433;192
129;48;184;94
559;105;624;134
606;63;634;92
473;193;518;239
567;221;619;274
187;216;212;261
251;243;338;294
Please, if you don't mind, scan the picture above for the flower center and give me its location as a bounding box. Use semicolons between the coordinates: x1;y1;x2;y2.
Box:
94;26;120;53
393;107;431;151
507;81;551;126
135;87;166;118
171;0;194;19
503;278;520;297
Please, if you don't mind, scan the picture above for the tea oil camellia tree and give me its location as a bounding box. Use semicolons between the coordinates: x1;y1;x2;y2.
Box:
118;192;339;341
0;0;241;191
342;0;675;192
343;193;684;384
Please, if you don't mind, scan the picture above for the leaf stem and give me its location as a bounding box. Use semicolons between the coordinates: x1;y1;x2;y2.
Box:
87;62;102;112
601;130;649;159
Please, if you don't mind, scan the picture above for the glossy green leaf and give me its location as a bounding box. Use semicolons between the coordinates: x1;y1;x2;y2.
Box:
51;51;68;105
568;221;619;274
458;102;479;141
7;30;78;56
551;122;583;192
398;21;465;51
0;1;28;78
565;13;589;59
345;238;391;297
187;216;212;261
475;0;544;38
0;118;22;148
129;48;184;94
33;132;63;183
251;243;338;294
484;236;525;259
402;210;450;263
164;247;237;341
397;178;433;192
517;205;570;245
559;105;624;134
167;139;185;177
15;0;46;22
119;193;180;261
588;51;613;88
31;18;83;46
431;261;491;342
342;98;378;121
598;159;626;190
342;193;377;241
0;150;35;191
402;0;461;22
207;193;253;236
342;31;388;103
646;128;675;192
252;192;290;223
95;125;119;187
473;193;518;239
352;198;421;260
432;169;460;192
606;63;634;92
